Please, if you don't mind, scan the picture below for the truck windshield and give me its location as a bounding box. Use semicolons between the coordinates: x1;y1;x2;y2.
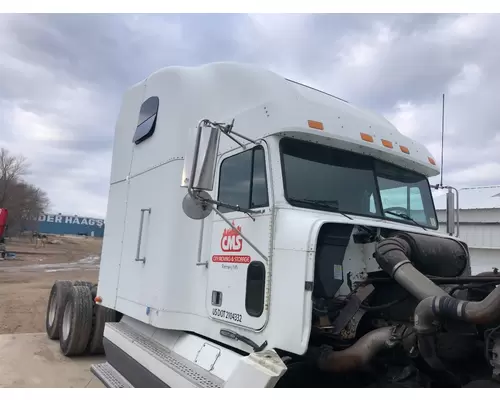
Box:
280;138;438;229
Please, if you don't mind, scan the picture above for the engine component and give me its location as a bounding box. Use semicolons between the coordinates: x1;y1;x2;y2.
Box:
412;287;500;385
330;285;374;335
463;379;500;388
389;231;469;277
308;326;400;373
374;237;448;300
414;286;500;333
374;234;500;383
468;270;500;302
482;325;500;383
489;337;500;382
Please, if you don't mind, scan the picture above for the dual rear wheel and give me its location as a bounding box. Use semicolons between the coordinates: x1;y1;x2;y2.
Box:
45;280;118;357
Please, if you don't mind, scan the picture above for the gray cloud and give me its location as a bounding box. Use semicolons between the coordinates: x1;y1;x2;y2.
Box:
0;13;499;217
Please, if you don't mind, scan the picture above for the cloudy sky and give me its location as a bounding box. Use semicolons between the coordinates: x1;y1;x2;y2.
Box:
0;13;499;218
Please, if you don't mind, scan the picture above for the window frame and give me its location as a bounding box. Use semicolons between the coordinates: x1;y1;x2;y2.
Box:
245;261;266;318
133;96;159;145
374;159;438;229
279;137;439;230
279;137;384;219
216;145;270;213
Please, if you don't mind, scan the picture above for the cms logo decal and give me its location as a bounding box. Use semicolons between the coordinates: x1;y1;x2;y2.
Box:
220;223;243;252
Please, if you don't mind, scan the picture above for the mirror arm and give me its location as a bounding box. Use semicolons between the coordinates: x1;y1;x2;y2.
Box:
192;194;263;217
213;119;258;145
221;130;245;148
228;129;258;145
188;118;256;198
187;117;263;219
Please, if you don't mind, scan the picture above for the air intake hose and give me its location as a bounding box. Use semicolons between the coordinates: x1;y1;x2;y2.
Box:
415;286;500;332
374;235;500;330
374;237;448;300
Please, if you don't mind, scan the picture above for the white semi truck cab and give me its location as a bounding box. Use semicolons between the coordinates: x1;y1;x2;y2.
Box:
87;62;500;388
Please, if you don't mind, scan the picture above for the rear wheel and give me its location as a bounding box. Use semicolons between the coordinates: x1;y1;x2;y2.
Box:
45;280;73;340
90;283;98;300
73;280;93;290
88;305;119;355
59;285;93;356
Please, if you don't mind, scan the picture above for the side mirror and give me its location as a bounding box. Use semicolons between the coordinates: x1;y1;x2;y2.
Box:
181;124;221;192
446;188;455;236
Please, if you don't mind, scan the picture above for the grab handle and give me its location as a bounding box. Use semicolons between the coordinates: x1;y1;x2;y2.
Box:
135;208;151;263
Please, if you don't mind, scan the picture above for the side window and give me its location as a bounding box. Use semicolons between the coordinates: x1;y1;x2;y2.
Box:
133;96;159;144
245;261;266;317
218;146;269;213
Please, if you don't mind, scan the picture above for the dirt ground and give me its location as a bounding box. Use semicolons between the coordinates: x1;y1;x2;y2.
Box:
0;235;101;335
0;333;104;388
4;235;103;267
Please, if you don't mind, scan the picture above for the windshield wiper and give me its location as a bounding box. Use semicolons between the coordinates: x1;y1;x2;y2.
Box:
289;197;353;220
384;210;427;231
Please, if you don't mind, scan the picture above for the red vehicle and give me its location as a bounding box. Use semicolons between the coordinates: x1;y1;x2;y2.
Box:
0;208;7;239
0;208;7;257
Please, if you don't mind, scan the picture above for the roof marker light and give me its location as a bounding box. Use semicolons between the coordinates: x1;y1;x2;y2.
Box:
308;120;324;130
360;133;374;142
428;157;436;165
400;145;410;154
381;139;393;149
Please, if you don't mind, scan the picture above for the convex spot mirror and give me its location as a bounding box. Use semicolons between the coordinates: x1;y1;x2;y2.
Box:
182;191;213;220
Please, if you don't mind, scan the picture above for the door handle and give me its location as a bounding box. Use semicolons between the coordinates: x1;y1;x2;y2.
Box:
135;208;151;263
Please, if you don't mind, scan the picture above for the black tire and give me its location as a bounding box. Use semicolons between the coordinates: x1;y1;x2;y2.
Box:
73;280;93;290
45;280;73;340
87;305;119;355
90;284;98;300
59;285;93;357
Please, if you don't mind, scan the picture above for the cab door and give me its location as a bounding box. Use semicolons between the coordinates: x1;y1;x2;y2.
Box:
206;143;273;331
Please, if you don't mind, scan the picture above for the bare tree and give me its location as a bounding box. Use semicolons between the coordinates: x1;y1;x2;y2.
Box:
0;147;50;235
0;148;28;208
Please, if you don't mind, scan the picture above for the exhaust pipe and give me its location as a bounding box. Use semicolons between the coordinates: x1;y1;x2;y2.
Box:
311;327;397;373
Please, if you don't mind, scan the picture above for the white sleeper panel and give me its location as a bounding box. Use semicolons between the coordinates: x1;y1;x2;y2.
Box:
97;180;129;309
109;81;146;184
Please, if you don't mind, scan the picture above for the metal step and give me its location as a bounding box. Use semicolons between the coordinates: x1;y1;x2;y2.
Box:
91;362;133;388
107;322;224;388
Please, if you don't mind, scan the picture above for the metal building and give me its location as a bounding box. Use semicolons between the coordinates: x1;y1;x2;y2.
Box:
433;185;500;273
29;213;105;237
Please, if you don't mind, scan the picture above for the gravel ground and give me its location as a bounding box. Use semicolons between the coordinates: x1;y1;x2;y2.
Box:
0;236;101;334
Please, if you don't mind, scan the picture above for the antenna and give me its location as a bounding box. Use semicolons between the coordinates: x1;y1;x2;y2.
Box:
440;93;445;187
